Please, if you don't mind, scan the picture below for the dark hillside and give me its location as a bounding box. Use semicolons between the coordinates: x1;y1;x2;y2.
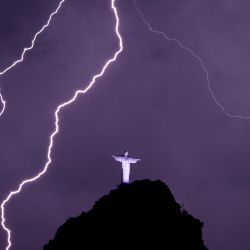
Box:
44;179;207;249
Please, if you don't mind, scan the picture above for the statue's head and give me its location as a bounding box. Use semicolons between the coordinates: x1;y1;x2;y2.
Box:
124;150;128;157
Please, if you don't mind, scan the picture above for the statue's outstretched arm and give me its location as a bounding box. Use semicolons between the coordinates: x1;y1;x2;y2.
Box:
129;158;141;164
112;155;123;162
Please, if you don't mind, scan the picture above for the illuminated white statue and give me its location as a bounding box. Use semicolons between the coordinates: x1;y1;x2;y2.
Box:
112;151;141;183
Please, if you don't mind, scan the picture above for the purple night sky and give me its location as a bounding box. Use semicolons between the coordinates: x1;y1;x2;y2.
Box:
0;0;250;249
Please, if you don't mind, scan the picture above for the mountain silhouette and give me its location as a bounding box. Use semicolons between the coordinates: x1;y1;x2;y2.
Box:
44;179;208;249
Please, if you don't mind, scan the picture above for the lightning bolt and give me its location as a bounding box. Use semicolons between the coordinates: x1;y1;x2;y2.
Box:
0;0;65;118
133;0;250;120
0;0;65;75
0;0;123;249
0;91;6;117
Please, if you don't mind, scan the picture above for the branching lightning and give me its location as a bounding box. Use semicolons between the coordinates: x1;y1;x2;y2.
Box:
0;0;123;249
133;0;250;120
0;0;65;118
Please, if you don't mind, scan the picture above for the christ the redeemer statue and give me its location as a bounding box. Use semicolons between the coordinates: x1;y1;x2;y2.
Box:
112;151;140;183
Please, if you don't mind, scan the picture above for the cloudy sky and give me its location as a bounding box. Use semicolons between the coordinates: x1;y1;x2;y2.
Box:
1;0;250;249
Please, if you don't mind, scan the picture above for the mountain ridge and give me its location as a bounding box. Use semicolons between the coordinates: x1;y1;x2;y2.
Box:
44;179;208;249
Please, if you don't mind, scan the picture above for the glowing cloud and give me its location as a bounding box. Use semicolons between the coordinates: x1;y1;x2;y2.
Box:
0;0;123;249
133;0;250;120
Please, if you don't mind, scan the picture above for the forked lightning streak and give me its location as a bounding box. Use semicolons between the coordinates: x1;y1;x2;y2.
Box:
133;0;250;120
0;0;123;249
0;91;6;117
0;0;65;118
